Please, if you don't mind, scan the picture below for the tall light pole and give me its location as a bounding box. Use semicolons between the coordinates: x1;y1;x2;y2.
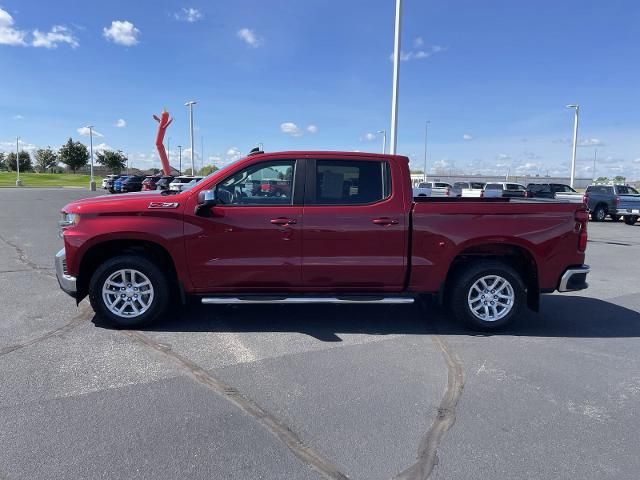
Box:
178;145;183;174
86;125;96;191
15;136;22;187
185;100;197;175
593;148;597;182
423;120;430;182
377;130;387;154
566;104;580;188
389;0;402;154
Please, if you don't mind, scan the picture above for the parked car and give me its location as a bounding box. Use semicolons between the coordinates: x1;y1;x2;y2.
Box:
412;181;452;197
483;182;527;198
453;181;485;198
121;175;145;193
584;184;640;222
526;183;583;202
154;175;175;191
102;174;119;190
112;176;129;193
169;176;204;192
141;175;163;191
56;151;589;332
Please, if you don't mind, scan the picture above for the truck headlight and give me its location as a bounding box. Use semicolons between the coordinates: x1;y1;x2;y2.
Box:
59;212;79;237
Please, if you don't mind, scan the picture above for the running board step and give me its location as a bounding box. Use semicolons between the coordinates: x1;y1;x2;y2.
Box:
201;296;414;305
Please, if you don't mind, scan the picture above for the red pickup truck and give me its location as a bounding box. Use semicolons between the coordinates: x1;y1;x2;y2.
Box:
56;151;590;330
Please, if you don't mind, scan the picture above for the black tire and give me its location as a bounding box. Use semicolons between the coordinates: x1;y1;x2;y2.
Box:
591;204;607;222
624;215;639;226
89;255;170;328
447;260;526;330
610;214;621;222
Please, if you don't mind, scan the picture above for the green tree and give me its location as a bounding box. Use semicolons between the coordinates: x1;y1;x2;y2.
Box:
34;147;58;173
96;149;127;173
58;138;89;173
595;176;609;184
6;151;33;172
0;152;5;171
613;175;626;183
198;164;219;176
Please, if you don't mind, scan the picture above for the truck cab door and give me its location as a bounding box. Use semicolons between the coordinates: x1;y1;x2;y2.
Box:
184;159;304;291
301;158;408;291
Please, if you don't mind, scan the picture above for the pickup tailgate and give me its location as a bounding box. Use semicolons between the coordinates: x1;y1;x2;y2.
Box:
408;199;587;293
618;194;640;214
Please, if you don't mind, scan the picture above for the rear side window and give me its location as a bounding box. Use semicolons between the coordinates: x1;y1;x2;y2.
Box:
485;184;503;190
528;184;549;193
314;160;390;205
506;183;525;191
454;182;468;189
616;186;637;194
470;182;485;189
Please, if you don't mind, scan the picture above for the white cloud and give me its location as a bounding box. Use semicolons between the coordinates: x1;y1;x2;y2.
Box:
226;147;243;162
0;8;26;46
633;158;640;164
77;127;104;137
363;132;377;141
93;142;111;153
306;124;318;134
463;134;474;141
389;42;445;62
579;138;604;147
237;28;262;47
32;25;78;49
13;114;23;120
174;8;203;22
115;119;126;128
103;20;140;46
280;122;302;137
0;8;77;48
0;139;36;152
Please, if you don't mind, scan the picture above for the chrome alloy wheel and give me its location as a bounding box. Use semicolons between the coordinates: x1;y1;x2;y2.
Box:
102;269;154;318
467;275;515;322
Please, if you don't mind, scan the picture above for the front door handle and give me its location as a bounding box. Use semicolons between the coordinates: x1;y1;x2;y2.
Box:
372;218;399;226
270;218;297;225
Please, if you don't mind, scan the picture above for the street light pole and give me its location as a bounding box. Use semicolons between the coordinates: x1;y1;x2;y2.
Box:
593;148;597;182
185;101;197;175
87;125;96;191
377;130;387;154
566;104;580;188
15;136;22;187
423;120;430;182
389;0;402;155
178;145;182;174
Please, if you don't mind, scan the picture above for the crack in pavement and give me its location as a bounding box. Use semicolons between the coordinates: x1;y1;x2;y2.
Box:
0;234;55;279
123;329;350;480
392;335;465;480
0;303;93;357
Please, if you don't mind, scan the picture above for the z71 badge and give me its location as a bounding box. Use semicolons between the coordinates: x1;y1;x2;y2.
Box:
148;202;180;209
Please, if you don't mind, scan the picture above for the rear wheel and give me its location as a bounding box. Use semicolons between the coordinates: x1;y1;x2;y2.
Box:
89;255;169;328
591;205;607;222
624;215;639;225
448;260;525;330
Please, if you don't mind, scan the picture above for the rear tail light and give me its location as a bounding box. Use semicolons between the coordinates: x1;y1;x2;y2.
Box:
445;188;450;196
575;209;589;252
480;190;484;198
615;196;620;207
582;193;588;205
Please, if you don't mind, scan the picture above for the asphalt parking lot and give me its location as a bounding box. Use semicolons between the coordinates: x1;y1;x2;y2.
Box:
1;188;639;480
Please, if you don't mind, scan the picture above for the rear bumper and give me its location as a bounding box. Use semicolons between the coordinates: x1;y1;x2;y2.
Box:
558;265;590;292
55;248;77;298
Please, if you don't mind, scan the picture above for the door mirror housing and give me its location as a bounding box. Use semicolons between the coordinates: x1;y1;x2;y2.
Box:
195;189;216;216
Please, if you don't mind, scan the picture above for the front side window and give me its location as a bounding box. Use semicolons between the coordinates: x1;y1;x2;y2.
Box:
314;160;389;205
216;161;295;205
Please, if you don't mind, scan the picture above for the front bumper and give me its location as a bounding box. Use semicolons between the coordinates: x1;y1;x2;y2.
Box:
55;248;77;297
558;265;590;292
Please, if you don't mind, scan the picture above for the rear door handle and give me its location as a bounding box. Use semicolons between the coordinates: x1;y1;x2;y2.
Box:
270;218;297;225
372;218;399;226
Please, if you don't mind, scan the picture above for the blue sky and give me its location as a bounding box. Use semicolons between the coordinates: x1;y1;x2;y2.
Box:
1;0;639;179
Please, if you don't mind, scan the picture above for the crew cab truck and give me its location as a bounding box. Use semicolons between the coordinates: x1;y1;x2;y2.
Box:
56;151;590;331
584;184;640;222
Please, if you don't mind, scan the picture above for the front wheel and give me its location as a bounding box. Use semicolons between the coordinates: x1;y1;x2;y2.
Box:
89;255;170;328
624;215;639;225
591;205;607;222
448;260;525;330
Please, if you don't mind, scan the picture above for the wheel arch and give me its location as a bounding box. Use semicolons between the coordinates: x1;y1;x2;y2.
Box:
442;243;540;312
76;239;181;304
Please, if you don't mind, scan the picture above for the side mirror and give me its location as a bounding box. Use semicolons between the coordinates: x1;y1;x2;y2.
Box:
195;189;216;216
